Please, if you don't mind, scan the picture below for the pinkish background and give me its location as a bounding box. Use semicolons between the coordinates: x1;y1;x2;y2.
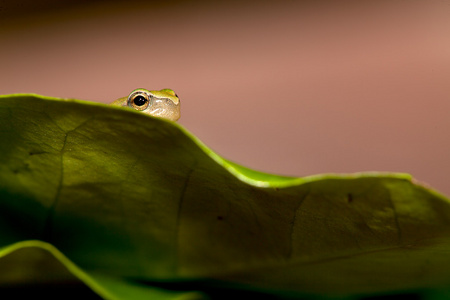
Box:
1;1;449;194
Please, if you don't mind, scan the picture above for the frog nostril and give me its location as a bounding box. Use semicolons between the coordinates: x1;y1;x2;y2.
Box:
134;95;147;106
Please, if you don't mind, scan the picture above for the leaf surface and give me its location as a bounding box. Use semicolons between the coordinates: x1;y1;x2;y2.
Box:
1;94;450;299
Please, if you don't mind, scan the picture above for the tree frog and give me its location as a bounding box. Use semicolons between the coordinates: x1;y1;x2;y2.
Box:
110;88;180;121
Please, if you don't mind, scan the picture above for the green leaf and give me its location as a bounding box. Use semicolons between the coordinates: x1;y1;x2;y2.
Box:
1;94;450;299
0;240;204;300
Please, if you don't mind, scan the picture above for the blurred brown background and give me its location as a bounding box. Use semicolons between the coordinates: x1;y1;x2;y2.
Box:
1;1;449;194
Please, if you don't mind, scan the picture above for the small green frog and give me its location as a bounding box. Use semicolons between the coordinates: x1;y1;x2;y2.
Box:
110;88;180;121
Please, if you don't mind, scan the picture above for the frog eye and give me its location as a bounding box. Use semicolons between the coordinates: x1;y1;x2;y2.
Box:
128;90;151;111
